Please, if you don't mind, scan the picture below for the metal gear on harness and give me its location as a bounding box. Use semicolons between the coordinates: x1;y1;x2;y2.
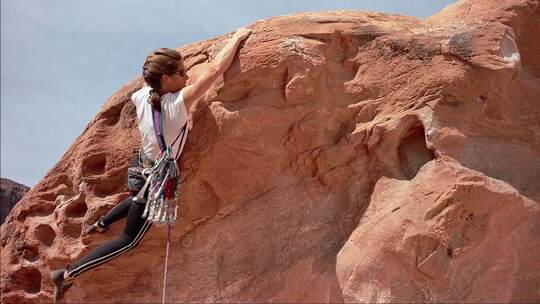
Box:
141;146;180;225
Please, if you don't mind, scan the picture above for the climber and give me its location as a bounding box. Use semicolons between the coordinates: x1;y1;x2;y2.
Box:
50;27;252;303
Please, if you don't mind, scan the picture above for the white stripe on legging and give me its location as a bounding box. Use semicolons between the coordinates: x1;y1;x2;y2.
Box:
68;220;151;277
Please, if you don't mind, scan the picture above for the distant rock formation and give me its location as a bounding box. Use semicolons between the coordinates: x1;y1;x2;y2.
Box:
0;178;29;224
1;0;539;303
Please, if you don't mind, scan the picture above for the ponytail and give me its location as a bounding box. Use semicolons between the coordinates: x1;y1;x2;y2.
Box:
148;89;161;107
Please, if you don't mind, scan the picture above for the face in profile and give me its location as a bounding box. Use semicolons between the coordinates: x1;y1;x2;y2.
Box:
163;62;187;92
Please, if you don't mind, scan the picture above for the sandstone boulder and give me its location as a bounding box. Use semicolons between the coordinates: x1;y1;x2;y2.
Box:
1;0;539;302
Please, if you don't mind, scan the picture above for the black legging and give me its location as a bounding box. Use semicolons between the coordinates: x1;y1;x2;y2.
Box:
66;197;151;278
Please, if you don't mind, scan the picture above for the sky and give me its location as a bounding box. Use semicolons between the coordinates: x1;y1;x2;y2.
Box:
1;0;456;187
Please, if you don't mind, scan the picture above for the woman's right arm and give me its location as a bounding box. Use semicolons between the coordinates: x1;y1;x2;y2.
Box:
182;27;252;110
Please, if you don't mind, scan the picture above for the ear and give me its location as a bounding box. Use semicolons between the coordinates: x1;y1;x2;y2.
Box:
160;74;169;85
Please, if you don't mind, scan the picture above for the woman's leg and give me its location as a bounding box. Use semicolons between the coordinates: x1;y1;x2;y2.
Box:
98;196;133;227
66;198;151;278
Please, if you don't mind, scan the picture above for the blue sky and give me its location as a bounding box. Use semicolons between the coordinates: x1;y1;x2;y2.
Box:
1;0;456;187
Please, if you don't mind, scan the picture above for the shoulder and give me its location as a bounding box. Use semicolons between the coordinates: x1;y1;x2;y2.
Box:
131;86;152;105
162;88;185;106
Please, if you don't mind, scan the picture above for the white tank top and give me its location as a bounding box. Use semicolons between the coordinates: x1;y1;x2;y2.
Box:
131;86;189;161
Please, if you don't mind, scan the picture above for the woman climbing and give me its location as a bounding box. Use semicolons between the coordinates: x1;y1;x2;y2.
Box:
50;27;252;303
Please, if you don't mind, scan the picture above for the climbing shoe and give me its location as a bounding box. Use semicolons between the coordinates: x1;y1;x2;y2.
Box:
85;217;109;235
50;269;75;303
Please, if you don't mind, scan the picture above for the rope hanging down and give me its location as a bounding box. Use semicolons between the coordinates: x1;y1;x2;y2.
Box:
162;224;172;304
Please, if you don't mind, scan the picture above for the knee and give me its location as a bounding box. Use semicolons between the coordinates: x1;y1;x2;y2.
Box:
123;233;144;250
125;237;144;252
115;234;134;247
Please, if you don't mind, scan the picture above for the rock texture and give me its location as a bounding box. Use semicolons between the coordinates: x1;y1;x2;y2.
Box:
1;0;539;302
0;178;29;224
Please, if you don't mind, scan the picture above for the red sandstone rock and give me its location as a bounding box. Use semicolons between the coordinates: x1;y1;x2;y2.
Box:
0;178;29;224
1;0;539;302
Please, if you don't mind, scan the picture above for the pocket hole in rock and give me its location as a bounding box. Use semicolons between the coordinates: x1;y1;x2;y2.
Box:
38;182;73;201
92;176;124;198
17;203;55;221
34;224;56;247
10;267;42;294
398;122;435;180
65;199;88;218
447;247;454;258
63;223;83;238
21;246;40;262
99;102;124;126
83;153;107;175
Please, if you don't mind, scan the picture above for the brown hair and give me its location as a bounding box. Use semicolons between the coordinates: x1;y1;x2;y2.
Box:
142;48;183;106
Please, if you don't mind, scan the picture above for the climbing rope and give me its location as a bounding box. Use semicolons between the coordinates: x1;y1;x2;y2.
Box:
162;224;172;304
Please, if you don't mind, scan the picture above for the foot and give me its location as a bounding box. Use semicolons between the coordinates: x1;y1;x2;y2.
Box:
85;217;109;235
50;269;75;303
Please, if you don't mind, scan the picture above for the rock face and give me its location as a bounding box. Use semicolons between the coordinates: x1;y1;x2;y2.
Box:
1;0;539;302
0;178;29;225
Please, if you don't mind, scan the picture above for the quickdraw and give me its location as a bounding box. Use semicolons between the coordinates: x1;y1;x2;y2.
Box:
140;146;180;225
